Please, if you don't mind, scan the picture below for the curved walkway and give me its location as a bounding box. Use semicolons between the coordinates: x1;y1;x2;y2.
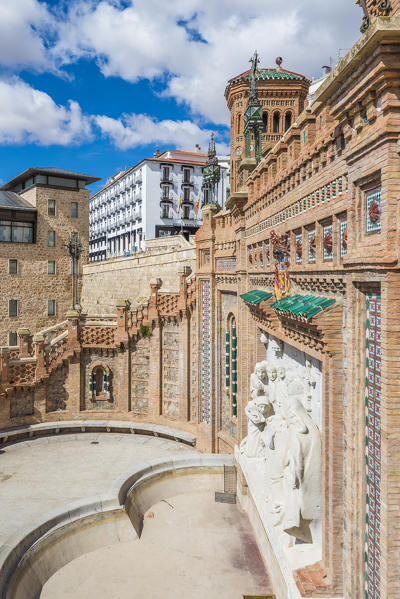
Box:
0;431;196;548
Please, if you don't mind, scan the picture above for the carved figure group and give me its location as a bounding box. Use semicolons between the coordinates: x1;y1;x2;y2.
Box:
241;357;322;543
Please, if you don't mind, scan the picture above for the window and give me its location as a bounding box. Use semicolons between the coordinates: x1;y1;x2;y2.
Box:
71;202;78;218
183;168;191;183
162;185;169;199
48;260;56;274
9;299;18;317
183;205;190;219
162;166;170;181
285;112;292;131
273;112;280;133
48;299;56;316
262;112;268;132
0;220;34;243
183;187;190;202
9;259;18;274
48;230;56;247
161;205;170;219
48;199;56;216
226;315;237;417
8;331;17;346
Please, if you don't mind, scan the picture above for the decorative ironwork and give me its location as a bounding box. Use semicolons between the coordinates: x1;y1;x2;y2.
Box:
244;51;263;163
202;133;221;207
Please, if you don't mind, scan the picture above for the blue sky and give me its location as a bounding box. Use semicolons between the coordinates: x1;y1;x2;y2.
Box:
0;0;361;193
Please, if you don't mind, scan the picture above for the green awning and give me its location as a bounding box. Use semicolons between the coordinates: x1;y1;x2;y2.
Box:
240;290;273;305
271;294;336;319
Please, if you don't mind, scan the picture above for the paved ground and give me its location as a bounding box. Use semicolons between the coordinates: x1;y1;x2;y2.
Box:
41;490;272;599
0;433;196;546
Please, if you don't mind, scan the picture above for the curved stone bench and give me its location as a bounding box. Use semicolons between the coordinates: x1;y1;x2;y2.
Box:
0;454;233;599
0;420;196;447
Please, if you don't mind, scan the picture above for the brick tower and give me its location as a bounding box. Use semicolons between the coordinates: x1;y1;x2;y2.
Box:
225;55;310;193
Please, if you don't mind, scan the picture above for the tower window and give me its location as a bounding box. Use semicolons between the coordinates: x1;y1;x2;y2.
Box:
262;112;268;133
273;112;280;133
285;112;292;131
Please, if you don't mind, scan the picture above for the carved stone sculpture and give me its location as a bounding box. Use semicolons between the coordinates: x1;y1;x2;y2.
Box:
240;395;270;458
243;354;322;544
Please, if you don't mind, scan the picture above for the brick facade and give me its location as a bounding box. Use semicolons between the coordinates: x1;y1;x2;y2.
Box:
2;10;400;599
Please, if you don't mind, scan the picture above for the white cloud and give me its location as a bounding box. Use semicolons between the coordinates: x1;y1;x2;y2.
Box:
94;112;229;153
52;0;362;124
0;78;92;145
0;0;53;70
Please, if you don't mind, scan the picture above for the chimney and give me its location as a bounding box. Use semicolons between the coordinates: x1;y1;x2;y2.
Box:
153;149;161;158
195;144;201;152
322;65;331;76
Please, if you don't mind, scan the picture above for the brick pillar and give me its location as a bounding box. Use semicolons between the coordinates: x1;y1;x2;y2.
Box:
65;309;82;413
178;267;191;421
0;348;10;427
66;309;81;352
0;347;9;391
17;328;31;358
115;299;131;413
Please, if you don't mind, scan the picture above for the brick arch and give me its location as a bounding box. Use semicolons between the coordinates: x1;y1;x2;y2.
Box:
88;361;113;401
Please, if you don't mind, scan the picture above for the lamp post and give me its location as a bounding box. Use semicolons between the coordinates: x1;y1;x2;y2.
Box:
202;133;221;207
65;232;83;309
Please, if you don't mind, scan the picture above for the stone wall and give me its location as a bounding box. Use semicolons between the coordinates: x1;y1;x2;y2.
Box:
81;235;195;314
0;186;90;345
131;335;151;417
161;320;180;420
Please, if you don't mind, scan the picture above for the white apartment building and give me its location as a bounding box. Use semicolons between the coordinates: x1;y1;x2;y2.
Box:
89;149;227;261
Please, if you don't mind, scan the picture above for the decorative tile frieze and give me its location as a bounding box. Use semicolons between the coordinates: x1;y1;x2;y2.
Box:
366;188;381;235
200;280;211;424
365;293;382;599
216;257;236;271
245;174;349;238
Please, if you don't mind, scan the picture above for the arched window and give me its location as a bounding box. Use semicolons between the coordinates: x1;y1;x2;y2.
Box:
262;112;268;133
237;113;242;134
89;365;111;400
285;112;292;131
226;314;237;417
94;367;104;396
273;112;280;133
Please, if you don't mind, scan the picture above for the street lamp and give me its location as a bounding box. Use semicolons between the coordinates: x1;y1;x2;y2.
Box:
65;232;83;310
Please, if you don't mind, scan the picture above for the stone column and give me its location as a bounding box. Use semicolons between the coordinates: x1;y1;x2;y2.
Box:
17;328;31;358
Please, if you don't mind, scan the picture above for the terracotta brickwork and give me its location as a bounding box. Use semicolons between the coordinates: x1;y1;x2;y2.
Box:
2;13;400;599
193;17;400;599
0;185;90;345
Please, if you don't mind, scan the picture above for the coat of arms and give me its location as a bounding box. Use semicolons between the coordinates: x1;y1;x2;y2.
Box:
270;230;290;301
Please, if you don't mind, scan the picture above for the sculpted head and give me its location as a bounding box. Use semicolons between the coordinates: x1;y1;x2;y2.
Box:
267;365;277;381
277;366;286;380
254;362;267;381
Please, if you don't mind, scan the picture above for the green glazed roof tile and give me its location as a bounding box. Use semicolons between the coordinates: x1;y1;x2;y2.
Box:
271;294;336;320
240;290;273;305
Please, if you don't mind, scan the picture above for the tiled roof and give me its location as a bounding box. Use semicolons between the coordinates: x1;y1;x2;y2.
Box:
225;67;307;94
240;290;273;305
0;191;36;211
271;294;336;320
